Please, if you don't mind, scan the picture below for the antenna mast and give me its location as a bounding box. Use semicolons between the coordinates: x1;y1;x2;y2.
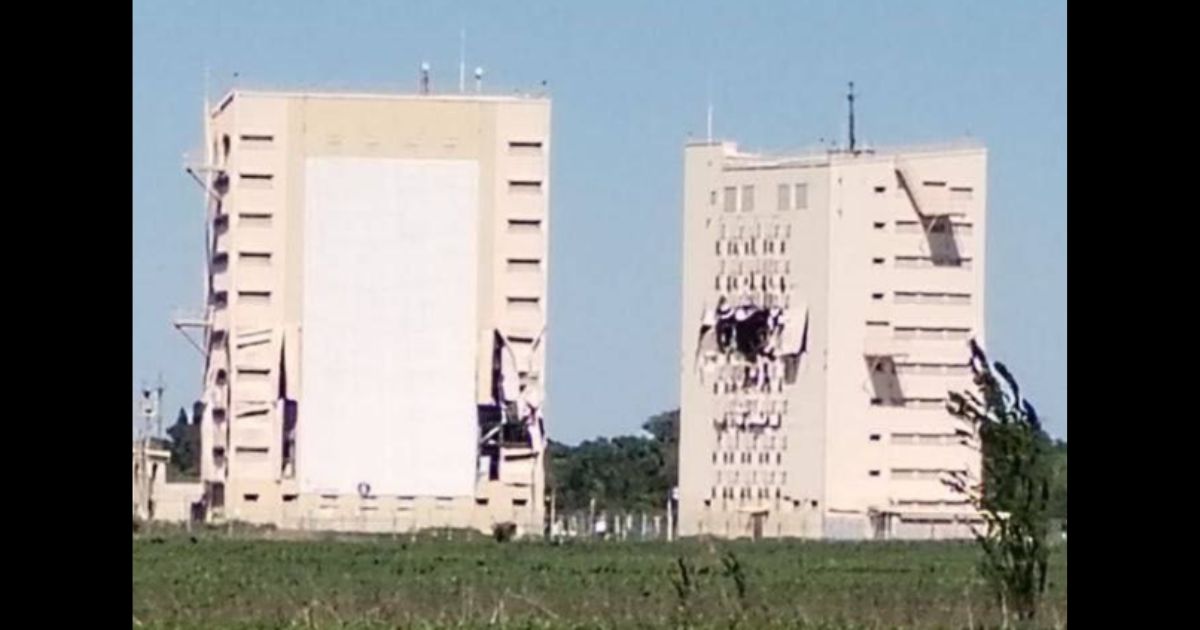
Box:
847;81;857;153
459;29;466;93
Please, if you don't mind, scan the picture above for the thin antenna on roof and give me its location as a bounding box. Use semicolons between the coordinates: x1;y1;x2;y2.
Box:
458;29;466;93
420;61;430;94
847;81;857;154
706;75;714;143
474;67;484;93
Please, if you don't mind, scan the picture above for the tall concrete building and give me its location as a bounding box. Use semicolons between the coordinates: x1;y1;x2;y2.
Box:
185;86;551;535
678;138;986;540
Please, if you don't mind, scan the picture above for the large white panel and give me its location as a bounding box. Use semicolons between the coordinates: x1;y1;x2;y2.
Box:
300;158;479;497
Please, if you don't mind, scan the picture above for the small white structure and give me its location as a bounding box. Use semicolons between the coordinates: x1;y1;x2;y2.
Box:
132;442;203;523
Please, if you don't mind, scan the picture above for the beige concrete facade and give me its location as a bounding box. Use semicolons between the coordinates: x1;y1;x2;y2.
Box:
192;89;551;536
678;140;986;540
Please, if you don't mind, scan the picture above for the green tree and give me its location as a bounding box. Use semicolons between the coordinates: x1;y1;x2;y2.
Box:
165;407;200;480
547;409;679;512
946;341;1051;623
642;409;679;489
1046;439;1067;520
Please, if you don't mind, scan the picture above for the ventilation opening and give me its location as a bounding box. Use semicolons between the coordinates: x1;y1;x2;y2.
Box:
508;141;543;156
507;258;541;272
508;180;542;193
507;219;542;234
239;213;273;227
239;252;272;266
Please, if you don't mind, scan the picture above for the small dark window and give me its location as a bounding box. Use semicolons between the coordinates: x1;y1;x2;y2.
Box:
512;498;528;507
244;493;260;502
871;293;884;300
868;470;880;477
283;494;298;502
475;498;489;506
872;257;885;265
508;180;543;193
873;222;886;229
874;186;886;193
869;434;881;442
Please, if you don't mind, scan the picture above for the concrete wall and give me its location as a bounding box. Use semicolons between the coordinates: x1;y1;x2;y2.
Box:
197;91;550;534
679;141;986;540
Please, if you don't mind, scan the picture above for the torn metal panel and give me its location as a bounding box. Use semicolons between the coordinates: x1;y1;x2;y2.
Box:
922;215;962;266
864;356;905;406
896;164;964;266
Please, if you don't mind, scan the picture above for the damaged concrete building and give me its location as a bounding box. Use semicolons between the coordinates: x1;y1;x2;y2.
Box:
678;138;987;540
184;86;550;535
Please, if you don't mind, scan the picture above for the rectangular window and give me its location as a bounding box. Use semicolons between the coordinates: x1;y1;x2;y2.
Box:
237;291;271;305
507;219;542;234
507;140;544;156
240;134;275;146
239;173;274;189
236;368;270;381
507;296;541;313
239;252;272;266
243;493;260;502
506;258;541;273
872;257;886;265
741;185;755;212
778;184;791;211
874;186;886;193
724;186;738;212
794;184;808;209
873;221;887;230
239;213;273;228
508;180;542;194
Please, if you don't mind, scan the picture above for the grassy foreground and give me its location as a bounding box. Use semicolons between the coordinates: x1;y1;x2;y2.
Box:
133;528;1066;629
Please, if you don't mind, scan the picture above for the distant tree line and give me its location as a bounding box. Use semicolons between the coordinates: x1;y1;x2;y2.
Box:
547;410;678;512
546;407;1065;519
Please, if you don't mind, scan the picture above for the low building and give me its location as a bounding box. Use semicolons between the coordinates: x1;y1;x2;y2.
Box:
133;442;203;523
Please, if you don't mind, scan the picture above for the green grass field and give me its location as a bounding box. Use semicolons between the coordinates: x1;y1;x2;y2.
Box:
133;528;1066;629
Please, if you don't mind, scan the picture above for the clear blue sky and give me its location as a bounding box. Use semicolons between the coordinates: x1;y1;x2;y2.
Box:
133;1;1066;443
